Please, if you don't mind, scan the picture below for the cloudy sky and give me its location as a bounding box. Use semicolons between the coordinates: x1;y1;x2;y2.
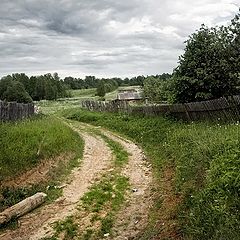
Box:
0;0;239;78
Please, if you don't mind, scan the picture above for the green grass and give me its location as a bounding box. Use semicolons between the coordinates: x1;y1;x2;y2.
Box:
104;89;118;101
80;174;129;238
37;86;142;115
54;216;78;240
99;134;128;168
70;88;96;98
37;89;97;115
0;115;82;180
0;115;84;214
41;216;78;240
81;174;129;213
65;108;240;240
37;99;81;115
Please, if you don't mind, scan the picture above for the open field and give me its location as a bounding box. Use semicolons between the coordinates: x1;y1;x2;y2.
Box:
70;88;96;98
37;88;97;114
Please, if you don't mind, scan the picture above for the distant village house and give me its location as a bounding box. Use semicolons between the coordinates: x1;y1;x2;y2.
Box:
116;89;143;103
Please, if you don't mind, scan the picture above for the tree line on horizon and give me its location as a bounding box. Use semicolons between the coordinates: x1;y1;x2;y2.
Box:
0;73;150;103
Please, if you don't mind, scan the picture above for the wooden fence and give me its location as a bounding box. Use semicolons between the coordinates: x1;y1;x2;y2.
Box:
0;101;34;122
82;95;240;122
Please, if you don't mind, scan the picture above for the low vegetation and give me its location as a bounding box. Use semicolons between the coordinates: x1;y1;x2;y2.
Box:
70;88;96;98
65;109;240;240
0;115;84;213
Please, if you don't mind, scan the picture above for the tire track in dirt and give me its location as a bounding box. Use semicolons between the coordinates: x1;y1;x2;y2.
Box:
0;129;113;240
102;130;153;240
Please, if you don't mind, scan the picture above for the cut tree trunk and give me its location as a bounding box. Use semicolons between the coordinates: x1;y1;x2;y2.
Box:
0;192;47;225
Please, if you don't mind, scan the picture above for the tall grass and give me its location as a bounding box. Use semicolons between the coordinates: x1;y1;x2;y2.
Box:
0;115;83;181
0;115;84;220
65;109;240;240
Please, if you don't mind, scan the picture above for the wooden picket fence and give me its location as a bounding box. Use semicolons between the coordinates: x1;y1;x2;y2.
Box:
0;101;35;122
82;95;240;122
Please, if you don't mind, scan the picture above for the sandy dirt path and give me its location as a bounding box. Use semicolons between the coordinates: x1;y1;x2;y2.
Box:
0;122;153;240
0;130;112;240
102;130;153;240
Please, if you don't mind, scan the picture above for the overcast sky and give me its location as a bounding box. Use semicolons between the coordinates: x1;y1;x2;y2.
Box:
0;0;239;78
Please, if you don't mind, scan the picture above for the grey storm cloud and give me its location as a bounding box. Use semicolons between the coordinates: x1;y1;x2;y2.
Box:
0;0;239;78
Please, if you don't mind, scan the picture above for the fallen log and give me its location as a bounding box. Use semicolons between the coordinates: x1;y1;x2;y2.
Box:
0;192;47;225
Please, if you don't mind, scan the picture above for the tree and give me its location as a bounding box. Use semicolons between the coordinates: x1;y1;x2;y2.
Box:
12;73;31;94
44;79;56;100
2;81;32;103
228;11;240;87
0;75;13;97
143;75;170;102
170;22;240;103
96;81;106;97
33;76;45;101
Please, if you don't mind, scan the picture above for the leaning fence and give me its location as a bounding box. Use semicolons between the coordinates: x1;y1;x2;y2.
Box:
0;101;34;122
82;95;240;122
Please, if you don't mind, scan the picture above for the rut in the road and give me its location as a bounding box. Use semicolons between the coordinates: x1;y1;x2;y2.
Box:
102;130;153;240
0;131;112;240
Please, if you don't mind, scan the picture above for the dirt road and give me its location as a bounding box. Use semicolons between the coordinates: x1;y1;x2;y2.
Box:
0;122;153;240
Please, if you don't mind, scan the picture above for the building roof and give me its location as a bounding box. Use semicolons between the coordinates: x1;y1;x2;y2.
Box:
117;91;142;100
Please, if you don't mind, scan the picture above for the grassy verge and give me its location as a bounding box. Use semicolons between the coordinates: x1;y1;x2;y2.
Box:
64;109;240;240
0;115;84;218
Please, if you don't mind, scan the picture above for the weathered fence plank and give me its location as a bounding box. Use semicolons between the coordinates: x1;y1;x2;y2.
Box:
0;101;34;122
82;95;240;122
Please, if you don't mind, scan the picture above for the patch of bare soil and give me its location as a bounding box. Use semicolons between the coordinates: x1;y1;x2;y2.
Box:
103;130;153;240
0;153;74;189
0;131;112;240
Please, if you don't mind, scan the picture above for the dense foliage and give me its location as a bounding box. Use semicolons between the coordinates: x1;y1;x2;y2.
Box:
171;23;239;103
0;73;68;102
64;75;145;90
0;73;146;103
143;73;172;102
0;75;32;103
144;11;240;104
96;78;118;97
